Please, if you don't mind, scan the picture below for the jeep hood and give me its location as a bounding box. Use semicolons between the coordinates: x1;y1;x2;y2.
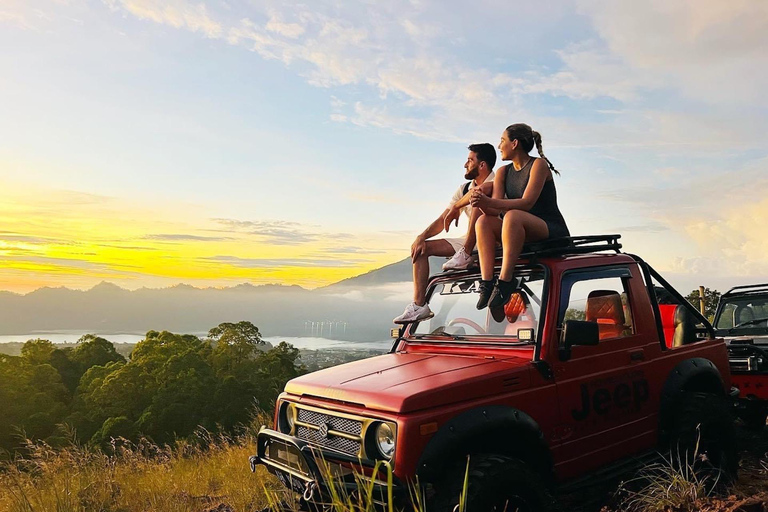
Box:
284;352;531;413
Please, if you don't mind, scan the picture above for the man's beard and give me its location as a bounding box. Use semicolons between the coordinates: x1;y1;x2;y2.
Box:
464;167;479;180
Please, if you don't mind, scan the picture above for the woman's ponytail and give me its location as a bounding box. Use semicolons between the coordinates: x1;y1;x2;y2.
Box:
532;130;560;176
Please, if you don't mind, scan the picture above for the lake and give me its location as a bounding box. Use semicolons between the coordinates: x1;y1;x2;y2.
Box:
0;332;391;350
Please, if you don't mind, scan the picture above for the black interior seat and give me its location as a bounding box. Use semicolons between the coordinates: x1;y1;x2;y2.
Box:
672;305;697;347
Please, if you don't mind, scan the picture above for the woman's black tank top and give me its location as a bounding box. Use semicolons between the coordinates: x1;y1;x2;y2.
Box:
504;158;570;239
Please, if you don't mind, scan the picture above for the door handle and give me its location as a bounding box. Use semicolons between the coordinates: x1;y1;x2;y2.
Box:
629;350;645;362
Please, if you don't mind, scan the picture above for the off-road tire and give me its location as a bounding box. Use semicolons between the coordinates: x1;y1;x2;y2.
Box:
668;391;738;483
430;454;558;512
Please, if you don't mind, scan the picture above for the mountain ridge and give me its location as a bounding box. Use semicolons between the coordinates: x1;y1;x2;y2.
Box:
0;257;436;341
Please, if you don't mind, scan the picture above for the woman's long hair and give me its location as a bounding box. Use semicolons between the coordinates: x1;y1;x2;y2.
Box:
505;123;560;175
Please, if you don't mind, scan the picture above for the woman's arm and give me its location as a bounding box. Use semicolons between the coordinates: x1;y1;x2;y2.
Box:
471;166;506;216
474;160;550;212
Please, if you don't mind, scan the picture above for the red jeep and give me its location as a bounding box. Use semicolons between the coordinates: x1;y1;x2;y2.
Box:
251;235;736;511
714;284;768;429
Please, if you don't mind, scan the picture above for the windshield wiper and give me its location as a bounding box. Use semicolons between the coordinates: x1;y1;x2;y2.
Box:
728;317;768;332
412;329;464;340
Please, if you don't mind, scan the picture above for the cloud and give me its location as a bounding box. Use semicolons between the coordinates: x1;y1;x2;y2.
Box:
317;246;386;255
608;223;669;234
600;159;768;213
0;9;37;30
0;254;142;274
574;0;768;106
205;255;367;269
211;218;318;245
0;232;66;245
103;0;222;38
94;0;768;148
211;218;356;245
143;233;232;242
264;10;305;39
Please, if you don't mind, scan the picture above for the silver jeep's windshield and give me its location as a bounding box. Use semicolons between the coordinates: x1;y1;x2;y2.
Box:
716;296;768;334
411;269;545;341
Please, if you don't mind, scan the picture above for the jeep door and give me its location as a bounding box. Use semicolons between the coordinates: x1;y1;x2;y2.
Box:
548;265;661;480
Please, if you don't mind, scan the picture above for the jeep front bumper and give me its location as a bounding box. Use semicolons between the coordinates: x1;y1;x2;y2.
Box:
250;427;405;507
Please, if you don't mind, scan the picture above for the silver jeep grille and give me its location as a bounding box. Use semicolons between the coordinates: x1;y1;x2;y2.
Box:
295;406;363;457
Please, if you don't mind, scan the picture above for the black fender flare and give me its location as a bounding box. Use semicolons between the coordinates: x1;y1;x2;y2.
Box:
415;405;553;485
659;357;725;437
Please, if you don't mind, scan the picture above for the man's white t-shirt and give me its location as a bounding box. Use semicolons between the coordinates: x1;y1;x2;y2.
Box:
447;171;495;220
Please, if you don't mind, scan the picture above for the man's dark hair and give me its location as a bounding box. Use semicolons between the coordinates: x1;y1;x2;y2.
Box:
468;143;497;170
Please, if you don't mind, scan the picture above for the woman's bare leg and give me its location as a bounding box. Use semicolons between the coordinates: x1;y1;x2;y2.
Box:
499;210;549;281
475;214;502;281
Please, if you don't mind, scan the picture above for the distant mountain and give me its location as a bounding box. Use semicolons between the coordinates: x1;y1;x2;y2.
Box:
323;257;444;289
0;256;457;342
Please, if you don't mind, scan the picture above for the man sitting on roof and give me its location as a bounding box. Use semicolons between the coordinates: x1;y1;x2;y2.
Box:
393;143;496;324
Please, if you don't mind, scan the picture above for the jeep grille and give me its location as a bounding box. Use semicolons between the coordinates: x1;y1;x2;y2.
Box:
295;406;364;457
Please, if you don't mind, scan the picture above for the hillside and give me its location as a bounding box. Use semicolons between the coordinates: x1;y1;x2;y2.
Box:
322;256;443;289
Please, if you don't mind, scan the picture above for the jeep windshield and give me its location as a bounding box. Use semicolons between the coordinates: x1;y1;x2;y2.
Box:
715;295;768;335
410;269;545;343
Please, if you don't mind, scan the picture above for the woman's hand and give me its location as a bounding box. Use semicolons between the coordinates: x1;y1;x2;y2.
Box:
470;188;491;210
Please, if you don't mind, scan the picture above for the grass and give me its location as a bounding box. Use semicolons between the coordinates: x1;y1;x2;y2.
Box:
0;424;281;512
3;424;766;512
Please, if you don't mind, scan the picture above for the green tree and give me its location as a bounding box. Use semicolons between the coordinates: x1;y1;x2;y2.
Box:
5;324;304;453
685;287;721;320
20;338;55;365
208;321;265;367
71;334;126;370
49;348;81;394
0;353;69;454
564;308;586;321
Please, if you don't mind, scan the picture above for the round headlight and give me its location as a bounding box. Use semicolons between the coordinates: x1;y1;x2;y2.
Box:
375;422;395;460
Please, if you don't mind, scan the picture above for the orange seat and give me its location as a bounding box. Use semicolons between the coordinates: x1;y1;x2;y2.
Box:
504;291;536;335
586;290;628;340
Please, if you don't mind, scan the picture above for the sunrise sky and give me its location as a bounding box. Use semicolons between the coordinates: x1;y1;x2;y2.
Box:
1;0;767;294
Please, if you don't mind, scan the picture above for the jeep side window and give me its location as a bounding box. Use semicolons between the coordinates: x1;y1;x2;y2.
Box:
559;272;634;342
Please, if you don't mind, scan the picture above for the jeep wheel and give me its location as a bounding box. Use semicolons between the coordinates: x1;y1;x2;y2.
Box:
668;391;738;482
431;454;557;512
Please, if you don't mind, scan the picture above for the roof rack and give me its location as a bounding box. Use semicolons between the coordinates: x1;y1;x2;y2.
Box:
518;234;622;259
723;283;768;297
433;235;623;279
462;234;622;262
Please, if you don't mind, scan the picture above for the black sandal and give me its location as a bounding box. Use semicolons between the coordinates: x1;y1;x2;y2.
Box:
488;279;516;308
476;279;494;310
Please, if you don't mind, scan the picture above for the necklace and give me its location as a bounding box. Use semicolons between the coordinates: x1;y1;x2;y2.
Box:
515;157;532;171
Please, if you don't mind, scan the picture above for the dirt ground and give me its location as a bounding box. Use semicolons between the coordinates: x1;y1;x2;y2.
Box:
560;422;768;512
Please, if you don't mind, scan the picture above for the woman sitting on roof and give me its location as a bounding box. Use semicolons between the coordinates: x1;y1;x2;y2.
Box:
470;123;570;310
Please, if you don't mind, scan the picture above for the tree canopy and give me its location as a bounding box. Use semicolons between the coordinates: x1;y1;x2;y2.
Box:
685;287;721;320
0;321;304;457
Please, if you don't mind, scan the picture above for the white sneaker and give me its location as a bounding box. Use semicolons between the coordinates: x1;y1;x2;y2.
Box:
393;302;434;324
442;248;476;271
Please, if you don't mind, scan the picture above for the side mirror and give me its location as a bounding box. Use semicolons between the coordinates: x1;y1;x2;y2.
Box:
559;320;600;361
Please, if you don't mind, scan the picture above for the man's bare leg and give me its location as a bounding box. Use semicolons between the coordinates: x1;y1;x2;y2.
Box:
414;239;455;305
464;207;480;253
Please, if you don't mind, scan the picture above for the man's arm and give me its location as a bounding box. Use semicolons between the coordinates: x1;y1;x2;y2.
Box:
412;209;450;262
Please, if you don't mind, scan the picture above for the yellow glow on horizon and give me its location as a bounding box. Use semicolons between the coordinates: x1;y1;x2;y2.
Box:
0;177;407;293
